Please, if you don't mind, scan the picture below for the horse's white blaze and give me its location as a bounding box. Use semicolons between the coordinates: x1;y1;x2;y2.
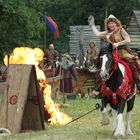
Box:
126;111;134;135
114;113;125;137
101;55;108;72
118;63;125;77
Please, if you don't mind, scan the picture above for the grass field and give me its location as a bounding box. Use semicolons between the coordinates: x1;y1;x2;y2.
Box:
1;95;140;140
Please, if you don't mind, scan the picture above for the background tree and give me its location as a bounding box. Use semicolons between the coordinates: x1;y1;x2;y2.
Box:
0;0;46;61
0;0;140;62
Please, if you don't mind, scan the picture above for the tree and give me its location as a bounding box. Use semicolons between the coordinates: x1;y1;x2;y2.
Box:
0;0;47;61
0;0;140;62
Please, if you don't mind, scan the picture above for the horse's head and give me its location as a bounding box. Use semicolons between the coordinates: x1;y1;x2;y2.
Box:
99;43;113;81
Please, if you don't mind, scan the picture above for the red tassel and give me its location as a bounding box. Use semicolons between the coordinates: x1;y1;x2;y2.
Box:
112;93;118;105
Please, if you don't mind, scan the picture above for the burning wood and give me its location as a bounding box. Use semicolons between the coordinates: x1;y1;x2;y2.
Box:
3;47;72;125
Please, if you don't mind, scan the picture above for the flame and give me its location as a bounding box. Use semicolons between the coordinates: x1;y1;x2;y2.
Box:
4;47;72;125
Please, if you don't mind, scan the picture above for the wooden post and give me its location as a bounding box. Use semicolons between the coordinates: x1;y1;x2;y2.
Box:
61;66;65;104
6;53;10;128
44;11;47;51
105;10;108;18
52;62;56;99
32;66;45;129
77;27;85;68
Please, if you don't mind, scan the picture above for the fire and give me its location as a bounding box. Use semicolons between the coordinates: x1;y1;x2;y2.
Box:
4;47;72;125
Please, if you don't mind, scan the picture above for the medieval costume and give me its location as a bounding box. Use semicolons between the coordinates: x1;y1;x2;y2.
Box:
85;40;100;71
104;16;140;91
55;54;78;93
44;44;59;68
88;14;140;91
85;41;99;60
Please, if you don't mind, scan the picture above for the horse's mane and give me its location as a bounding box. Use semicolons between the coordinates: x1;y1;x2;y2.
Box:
99;43;123;92
99;43;113;56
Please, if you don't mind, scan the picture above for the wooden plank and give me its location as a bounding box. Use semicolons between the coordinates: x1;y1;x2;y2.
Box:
69;25;101;58
46;75;63;83
0;88;6;128
0;81;6;125
83;86;94;88
22;66;45;131
127;10;140;49
0;82;7;91
6;65;32;133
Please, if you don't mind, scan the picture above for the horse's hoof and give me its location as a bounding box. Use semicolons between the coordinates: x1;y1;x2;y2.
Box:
114;133;125;138
101;119;109;125
114;130;125;138
101;112;110;125
126;130;134;136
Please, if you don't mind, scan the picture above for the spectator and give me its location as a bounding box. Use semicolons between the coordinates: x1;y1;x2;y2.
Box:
44;43;59;68
55;53;78;102
84;40;100;73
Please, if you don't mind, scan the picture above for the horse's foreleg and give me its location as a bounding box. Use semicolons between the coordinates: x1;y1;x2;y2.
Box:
126;111;133;135
126;96;135;135
101;97;109;125
114;99;125;137
112;109;118;133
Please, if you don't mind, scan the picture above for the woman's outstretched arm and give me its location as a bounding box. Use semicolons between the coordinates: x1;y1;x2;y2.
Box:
88;15;107;37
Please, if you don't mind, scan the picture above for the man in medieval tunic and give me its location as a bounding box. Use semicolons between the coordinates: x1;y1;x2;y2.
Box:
55;53;78;100
44;43;59;68
84;40;100;72
85;41;99;60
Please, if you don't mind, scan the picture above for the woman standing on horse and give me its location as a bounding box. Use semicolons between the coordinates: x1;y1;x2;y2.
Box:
88;14;140;91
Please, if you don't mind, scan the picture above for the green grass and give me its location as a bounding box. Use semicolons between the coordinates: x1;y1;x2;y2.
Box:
1;96;140;140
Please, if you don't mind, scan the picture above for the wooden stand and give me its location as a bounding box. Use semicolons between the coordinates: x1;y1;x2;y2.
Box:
0;64;44;134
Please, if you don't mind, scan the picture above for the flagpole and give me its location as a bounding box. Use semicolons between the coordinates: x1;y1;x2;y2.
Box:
105;10;108;18
44;11;47;51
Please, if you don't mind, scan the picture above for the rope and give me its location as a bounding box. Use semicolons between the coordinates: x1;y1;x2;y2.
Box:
66;103;101;125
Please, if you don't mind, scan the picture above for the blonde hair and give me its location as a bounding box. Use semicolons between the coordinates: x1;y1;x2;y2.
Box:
104;17;122;31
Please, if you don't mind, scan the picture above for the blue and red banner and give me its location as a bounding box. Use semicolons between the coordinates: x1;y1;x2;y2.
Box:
44;16;59;39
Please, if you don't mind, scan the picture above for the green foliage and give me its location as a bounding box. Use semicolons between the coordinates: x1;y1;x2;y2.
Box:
0;0;140;62
0;0;47;61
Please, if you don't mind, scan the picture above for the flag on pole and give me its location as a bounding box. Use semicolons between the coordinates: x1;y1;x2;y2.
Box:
44;16;59;39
